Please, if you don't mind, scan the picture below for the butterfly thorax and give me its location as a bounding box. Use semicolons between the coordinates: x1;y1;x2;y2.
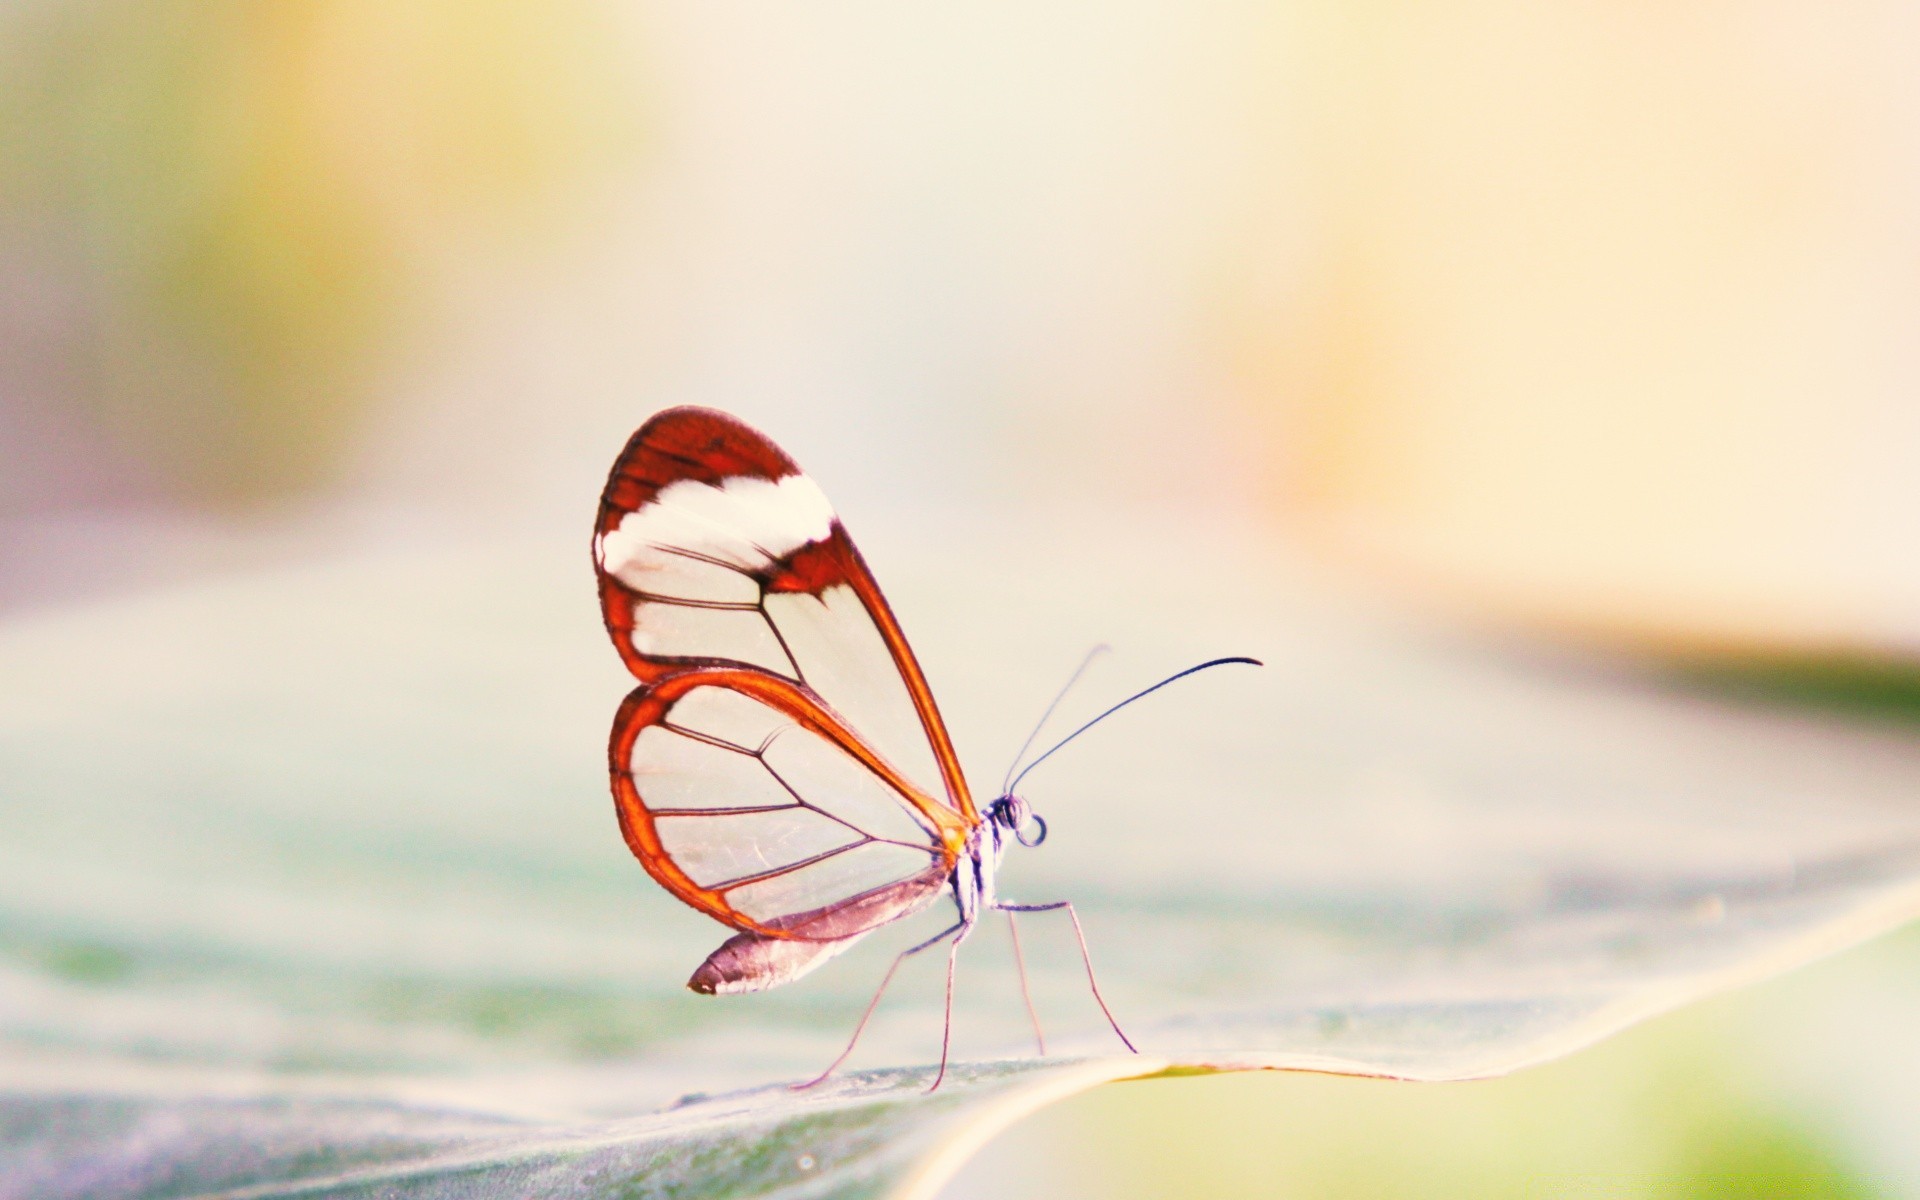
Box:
952;795;1046;925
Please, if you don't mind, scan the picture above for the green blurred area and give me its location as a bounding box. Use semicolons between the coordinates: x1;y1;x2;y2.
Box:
970;929;1920;1199
1673;656;1920;730
1068;1070;1878;1199
0;0;643;503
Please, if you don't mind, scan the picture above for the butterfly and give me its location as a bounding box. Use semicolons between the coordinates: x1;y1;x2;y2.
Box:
591;406;1257;1090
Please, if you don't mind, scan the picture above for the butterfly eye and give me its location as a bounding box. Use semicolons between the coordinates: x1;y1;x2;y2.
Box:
1014;810;1048;848
990;794;1026;828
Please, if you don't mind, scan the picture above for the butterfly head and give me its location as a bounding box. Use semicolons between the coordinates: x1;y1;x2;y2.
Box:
988;794;1048;848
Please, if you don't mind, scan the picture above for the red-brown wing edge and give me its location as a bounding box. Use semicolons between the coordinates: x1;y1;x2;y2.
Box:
597;405;798;517
609;667;968;939
593;407;799;686
817;527;979;823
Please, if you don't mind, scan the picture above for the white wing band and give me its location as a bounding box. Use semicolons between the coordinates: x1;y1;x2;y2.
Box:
599;472;836;590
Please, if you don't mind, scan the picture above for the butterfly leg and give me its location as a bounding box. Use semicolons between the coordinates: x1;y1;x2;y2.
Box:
1004;909;1047;1056
927;931;967;1093
793;918;966;1091
995;901;1137;1053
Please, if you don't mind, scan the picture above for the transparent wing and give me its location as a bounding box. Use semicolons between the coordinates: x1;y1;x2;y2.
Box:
593;406;977;826
610;669;952;938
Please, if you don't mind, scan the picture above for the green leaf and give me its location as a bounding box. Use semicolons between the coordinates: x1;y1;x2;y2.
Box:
4;532;1918;1196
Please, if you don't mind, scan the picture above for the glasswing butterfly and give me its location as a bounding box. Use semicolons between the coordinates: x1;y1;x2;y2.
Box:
592;407;1256;1090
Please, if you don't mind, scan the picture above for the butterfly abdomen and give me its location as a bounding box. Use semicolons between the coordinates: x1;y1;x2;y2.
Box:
688;929;866;995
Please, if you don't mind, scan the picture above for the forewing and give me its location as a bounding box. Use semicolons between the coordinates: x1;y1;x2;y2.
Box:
610;669;952;940
593;406;977;823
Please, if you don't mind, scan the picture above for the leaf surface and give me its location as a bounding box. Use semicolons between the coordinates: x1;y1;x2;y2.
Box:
4;529;1918;1197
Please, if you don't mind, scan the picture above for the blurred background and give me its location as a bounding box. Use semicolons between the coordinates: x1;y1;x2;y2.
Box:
4;1;1920;1196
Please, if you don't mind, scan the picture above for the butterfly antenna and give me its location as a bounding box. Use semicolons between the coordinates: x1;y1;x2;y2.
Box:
1002;644;1110;795
1006;656;1263;795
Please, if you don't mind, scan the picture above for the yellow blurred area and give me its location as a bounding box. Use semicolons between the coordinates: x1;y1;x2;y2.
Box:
5;2;1914;660
1247;2;1920;657
0;0;642;502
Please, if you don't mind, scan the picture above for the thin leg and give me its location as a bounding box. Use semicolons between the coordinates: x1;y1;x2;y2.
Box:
996;901;1137;1053
926;934;964;1092
793;920;964;1090
1005;909;1046;1056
